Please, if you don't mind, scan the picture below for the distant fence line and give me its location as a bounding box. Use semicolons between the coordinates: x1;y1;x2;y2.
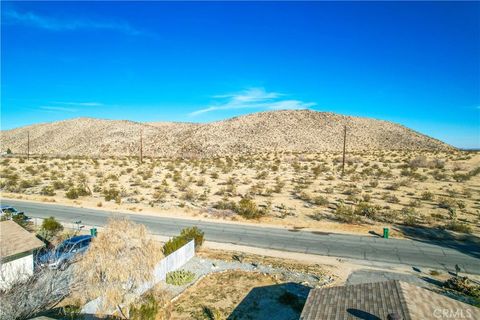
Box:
81;239;195;315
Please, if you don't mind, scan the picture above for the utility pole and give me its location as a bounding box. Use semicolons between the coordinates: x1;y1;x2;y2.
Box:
139;129;143;164
27;131;30;160
342;125;347;176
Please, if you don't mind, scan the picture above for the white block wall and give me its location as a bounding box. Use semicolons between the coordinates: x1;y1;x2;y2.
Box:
0;253;34;290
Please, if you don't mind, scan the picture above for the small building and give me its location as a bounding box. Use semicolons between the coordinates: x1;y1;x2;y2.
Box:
0;220;45;290
300;280;480;320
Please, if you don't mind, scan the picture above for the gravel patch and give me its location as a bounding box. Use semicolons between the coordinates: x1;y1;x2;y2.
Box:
163;256;333;298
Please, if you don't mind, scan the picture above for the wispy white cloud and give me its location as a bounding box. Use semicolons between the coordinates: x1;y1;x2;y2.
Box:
54;101;103;107
189;88;315;116
37;101;103;113
3;9;147;36
39;106;78;113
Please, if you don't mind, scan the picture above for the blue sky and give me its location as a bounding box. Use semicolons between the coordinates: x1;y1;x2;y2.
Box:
1;1;479;148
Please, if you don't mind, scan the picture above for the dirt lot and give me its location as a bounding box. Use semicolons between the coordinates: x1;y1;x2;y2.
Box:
1;150;479;236
170;270;307;320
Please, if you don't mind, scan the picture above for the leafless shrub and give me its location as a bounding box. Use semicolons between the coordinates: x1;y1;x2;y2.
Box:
0;268;76;320
74;218;163;318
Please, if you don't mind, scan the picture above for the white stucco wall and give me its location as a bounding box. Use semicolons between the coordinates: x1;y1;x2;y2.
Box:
0;253;34;290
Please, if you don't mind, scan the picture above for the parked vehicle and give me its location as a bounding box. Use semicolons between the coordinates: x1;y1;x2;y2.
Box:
37;235;92;270
0;205;26;220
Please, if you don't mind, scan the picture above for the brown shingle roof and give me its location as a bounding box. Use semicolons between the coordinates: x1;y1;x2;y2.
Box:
300;280;480;320
0;220;45;259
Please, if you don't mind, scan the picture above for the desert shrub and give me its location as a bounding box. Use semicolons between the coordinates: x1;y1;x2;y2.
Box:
165;270;195;286
19;179;35;189
274;178;285;193
312;195;329;206
235;198;267;219
444;221;472;234
181;188;197;201
213;199;237;211
385;183;400;191
453;173;469;182
52;180;65;190
40;185;56;196
153;188;167;202
202;306;224;320
432;170;448;181
130;294;158;320
408;199;421;208
384;194;399;204
334;204;360;223
438;197;457;211
179;226;204;251
430;158;445;169
76;184;91;196
443;276;480;298
255;171;268;179
408;156;428;169
103;184;120;201
421;191;434;201
41;216;63;239
65;187;79;199
354;202;379;219
196;177;206;186
468;166;480;177
401;207;417;226
312;164;328;177
369;180;379;188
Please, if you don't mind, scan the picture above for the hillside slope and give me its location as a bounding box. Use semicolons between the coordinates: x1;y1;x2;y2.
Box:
0;110;452;156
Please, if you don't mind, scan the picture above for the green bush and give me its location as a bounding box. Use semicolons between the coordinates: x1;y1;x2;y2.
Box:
130;294;158;320
235;198;266;219
163;227;205;255
180;227;204;251
40;185;56;196
41;216;63;238
166;269;195;286
354;202;379;219
334;205;360;223
312;195;329;206
65;187;79;199
163;236;188;256
213;199;237;211
19;179;35;189
103;184;120;201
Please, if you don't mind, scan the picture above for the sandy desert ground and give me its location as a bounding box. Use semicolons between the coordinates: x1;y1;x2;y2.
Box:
1;150;479;237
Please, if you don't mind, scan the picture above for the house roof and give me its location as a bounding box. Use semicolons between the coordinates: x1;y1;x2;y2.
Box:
0;220;45;259
300;280;480;320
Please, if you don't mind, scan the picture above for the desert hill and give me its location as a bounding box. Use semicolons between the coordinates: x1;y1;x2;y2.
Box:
0;110;452;157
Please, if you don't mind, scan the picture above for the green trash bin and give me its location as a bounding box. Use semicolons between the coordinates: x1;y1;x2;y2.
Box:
90;228;97;237
383;227;389;239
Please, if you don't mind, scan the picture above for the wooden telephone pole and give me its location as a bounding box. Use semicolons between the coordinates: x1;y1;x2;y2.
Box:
139;129;143;163
27;131;30;160
341;125;347;176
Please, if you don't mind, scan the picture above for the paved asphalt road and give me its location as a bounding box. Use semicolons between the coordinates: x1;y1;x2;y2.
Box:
3;199;479;274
